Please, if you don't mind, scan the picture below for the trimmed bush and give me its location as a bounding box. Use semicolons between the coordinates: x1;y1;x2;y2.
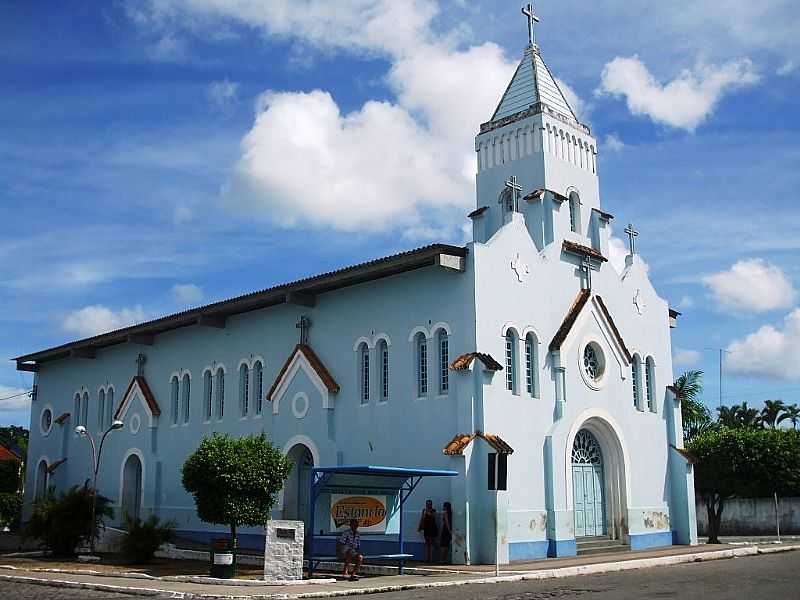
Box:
121;514;175;563
0;492;22;531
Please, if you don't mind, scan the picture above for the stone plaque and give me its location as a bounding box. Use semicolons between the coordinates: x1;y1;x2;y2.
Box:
264;520;304;581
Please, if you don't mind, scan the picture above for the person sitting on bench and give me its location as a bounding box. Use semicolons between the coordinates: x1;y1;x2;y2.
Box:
337;519;363;581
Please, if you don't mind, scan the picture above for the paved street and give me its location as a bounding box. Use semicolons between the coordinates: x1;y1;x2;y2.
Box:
0;551;797;599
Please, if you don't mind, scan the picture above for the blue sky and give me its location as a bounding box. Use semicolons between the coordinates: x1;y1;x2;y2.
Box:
2;0;799;426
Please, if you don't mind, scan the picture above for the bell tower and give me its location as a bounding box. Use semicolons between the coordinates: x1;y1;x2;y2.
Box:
472;5;602;254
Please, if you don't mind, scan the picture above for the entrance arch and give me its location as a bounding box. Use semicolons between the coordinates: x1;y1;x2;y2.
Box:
121;453;143;521
565;411;630;541
283;443;315;525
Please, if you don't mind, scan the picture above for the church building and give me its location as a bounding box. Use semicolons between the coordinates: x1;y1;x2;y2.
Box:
17;10;697;563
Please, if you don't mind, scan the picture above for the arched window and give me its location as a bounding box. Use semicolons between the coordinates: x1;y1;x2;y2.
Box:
215;367;225;419
34;459;48;502
107;387;114;427
253;361;263;415
170;376;179;425
437;329;449;394
569;193;580;233
525;333;539;398
239;363;250;417
181;373;190;424
359;343;370;404
74;393;81;429
645;357;656;412
98;388;106;430
81;392;89;427
632;354;642;410
505;330;518;393
378;340;389;402
203;370;213;421
416;332;428;397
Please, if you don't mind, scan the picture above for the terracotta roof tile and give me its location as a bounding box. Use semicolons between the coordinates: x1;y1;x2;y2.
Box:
267;344;340;402
47;458;67;473
594;295;632;362
450;352;503;371
468;206;489;218
523;188;567;202
443;431;514;455
54;412;70;425
549;288;591;352
562;240;607;262
0;444;21;462
114;375;161;419
591;208;614;221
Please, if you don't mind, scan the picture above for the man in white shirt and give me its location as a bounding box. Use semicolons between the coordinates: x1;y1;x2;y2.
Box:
336;519;363;580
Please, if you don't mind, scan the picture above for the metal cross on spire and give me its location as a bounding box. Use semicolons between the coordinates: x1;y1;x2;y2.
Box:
296;315;312;345
581;256;593;290
521;4;540;47
624;223;639;256
505;175;522;212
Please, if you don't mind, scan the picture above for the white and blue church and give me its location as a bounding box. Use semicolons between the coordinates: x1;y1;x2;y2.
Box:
17;12;698;564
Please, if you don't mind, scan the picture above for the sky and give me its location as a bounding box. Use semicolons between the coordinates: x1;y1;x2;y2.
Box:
1;0;799;427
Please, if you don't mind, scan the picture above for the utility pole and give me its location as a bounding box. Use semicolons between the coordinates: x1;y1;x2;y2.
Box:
705;348;731;409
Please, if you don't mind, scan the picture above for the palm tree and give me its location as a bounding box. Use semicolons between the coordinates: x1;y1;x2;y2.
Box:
778;404;800;429
760;399;788;429
673;370;710;442
717;402;760;428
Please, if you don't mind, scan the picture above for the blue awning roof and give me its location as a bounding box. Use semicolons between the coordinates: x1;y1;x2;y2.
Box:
312;465;458;493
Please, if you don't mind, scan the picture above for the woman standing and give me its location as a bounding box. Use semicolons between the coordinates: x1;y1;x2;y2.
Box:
417;499;438;562
440;501;452;563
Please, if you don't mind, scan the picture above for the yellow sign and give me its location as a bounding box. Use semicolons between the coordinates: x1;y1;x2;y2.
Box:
330;495;387;532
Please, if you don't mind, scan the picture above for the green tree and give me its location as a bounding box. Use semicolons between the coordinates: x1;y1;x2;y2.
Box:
778;404;800;429
760;399;788;429
673;370;710;442
688;427;800;543
182;433;292;556
717;402;760;429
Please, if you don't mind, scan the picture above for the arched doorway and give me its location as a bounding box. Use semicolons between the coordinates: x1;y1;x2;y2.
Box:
283;444;314;524
571;430;605;537
121;453;143;521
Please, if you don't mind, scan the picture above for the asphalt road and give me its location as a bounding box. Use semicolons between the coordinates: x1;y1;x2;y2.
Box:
0;551;797;599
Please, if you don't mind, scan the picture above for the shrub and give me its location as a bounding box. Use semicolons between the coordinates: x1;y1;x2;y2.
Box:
0;492;22;531
25;484;113;556
0;461;21;493
121;514;175;564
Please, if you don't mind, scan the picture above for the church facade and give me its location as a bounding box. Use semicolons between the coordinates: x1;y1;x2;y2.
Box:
17;27;697;563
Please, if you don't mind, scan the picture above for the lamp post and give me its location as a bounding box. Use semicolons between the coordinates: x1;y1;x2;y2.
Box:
75;420;124;555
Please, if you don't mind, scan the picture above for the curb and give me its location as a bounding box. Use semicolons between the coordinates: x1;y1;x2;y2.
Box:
1;545;798;599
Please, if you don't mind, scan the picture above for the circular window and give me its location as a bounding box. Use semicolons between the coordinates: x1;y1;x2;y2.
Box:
130;413;141;434
580;341;607;390
292;393;309;419
40;407;53;436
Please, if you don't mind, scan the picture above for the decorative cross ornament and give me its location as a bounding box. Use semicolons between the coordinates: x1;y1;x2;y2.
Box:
580;256;593;290
624;223;639;256
511;253;530;282
633;289;647;315
505;175;522;212
521;4;540;47
296;315;312;345
135;353;147;377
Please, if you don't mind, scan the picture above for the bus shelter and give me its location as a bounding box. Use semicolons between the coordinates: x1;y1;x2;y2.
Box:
307;465;457;576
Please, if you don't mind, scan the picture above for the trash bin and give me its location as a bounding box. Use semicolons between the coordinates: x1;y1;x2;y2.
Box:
209;537;236;578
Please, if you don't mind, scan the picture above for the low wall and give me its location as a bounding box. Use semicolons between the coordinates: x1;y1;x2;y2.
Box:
696;496;800;536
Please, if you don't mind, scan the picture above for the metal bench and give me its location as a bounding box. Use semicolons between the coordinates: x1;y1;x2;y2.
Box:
307;553;414;577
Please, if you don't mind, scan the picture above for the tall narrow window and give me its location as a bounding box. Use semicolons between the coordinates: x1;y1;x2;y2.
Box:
107;388;114;427
204;370;213;421
632;355;642;410
81;392;89;427
170;376;179;425
416;333;428;397
182;373;190;424
35;459;48;501
645;357;656;412
569;194;579;233
505;331;518;393
215;367;225;419
525;333;539;397
74;393;81;429
98;389;106;430
378;340;389;401
239;363;250;417
253;361;263;415
359;343;370;403
438;330;449;394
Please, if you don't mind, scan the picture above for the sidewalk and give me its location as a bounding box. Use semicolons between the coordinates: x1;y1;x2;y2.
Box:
2;542;798;599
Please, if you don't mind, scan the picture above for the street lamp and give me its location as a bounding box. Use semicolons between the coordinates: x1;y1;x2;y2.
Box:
75;419;124;555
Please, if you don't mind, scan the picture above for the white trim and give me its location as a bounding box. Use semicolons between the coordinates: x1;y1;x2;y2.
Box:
214;363;227;375
116;378;159;429
521;326;543;342
118;448;145;515
353;336;372;352
372;333;392;347
430;321;452;336
39;404;54;437
130;413;142;434
251;356;265;370
237;358;252;371
408;326;430;342
282;435;320;467
272;351;334;414
292;392;310;419
500;322;520;337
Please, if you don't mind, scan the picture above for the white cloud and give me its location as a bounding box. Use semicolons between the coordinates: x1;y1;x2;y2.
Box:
777;60;796;76
173;205;193;224
207;79;240;113
607;235;628;275
146;34;186;62
673;348;701;368
555;78;590;123
603;133;625;152
0;385;31;412
597;55;759;131
726;308;800;380
677;295;694;309
62;305;149;338
171;283;204;305
702;258;797;313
